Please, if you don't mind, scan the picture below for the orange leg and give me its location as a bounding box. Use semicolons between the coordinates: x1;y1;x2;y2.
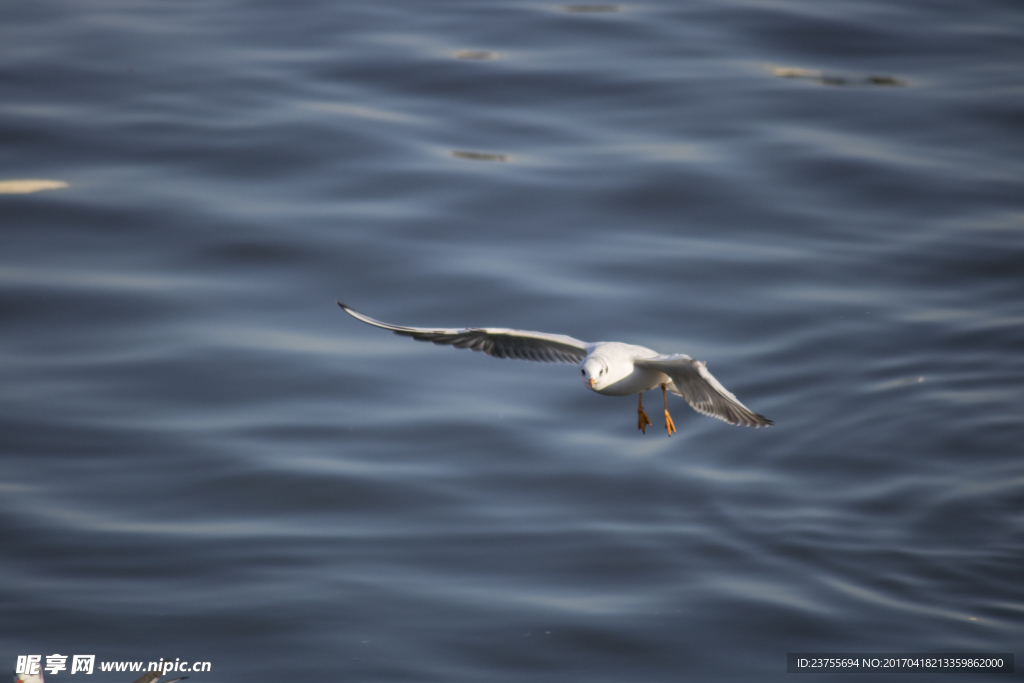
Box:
637;392;652;434
662;384;676;436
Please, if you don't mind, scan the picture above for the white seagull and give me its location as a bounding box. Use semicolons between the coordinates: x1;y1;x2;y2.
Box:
338;303;772;435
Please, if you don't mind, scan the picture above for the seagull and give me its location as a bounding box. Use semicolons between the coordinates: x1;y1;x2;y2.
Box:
337;303;772;434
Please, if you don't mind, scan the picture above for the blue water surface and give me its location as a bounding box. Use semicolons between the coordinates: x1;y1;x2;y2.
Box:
2;0;1022;681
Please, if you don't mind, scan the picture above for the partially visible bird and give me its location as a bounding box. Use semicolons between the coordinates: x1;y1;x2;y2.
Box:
131;672;188;683
15;670;44;683
13;668;186;683
337;303;772;434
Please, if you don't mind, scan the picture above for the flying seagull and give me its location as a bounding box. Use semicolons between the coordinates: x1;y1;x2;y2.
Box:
337;303;772;434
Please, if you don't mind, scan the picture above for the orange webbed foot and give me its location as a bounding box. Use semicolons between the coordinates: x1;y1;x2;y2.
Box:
661;384;677;436
638;408;652;434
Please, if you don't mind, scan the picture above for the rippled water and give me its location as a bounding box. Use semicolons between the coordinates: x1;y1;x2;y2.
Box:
2;0;1022;680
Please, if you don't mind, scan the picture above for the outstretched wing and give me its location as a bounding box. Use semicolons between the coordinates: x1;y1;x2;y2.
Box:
635;355;773;427
338;303;590;363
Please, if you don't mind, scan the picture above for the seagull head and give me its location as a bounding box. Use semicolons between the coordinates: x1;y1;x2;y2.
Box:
581;357;611;391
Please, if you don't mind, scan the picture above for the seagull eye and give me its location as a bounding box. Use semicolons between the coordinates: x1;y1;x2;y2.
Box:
581;369;585;375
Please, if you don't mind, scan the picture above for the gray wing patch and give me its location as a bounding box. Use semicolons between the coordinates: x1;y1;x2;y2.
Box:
635;355;773;427
337;303;589;363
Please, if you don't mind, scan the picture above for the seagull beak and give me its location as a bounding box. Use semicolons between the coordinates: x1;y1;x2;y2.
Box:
589;378;595;388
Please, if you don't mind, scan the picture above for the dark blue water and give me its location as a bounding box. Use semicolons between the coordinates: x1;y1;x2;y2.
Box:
2;0;1022;681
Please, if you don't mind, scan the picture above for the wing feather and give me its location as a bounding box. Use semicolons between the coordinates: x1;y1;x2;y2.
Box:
635;355;773;427
337;303;590;363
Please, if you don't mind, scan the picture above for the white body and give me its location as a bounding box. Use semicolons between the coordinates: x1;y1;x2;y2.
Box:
580;343;668;396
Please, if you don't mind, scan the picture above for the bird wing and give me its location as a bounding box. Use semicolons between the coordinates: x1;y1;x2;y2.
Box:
338;303;590;363
634;355;773;427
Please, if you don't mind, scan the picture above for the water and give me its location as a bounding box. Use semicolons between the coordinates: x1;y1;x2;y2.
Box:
2;0;1022;681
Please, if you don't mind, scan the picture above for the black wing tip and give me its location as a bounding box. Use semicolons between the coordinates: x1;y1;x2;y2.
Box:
719;408;772;428
336;301;362;318
737;412;772;427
